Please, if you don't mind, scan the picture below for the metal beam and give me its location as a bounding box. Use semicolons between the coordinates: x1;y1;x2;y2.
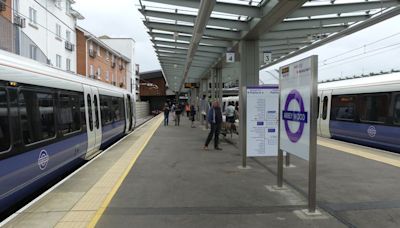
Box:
146;21;241;40
153;40;225;53
261;5;400;69
143;0;261;17
259;37;311;46
157;52;217;62
274;15;370;31
156;48;221;58
142;9;249;30
261;25;347;39
150;31;232;47
289;1;399;18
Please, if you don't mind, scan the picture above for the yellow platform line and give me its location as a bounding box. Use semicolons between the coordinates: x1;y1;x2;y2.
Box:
318;138;400;168
86;115;163;228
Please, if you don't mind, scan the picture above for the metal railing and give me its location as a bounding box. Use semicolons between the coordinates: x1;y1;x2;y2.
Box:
0;15;48;65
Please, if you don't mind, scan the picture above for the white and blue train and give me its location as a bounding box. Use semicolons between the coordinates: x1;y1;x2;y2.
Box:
0;51;136;213
318;72;400;153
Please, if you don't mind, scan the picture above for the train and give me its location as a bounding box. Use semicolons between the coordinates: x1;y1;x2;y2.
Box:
0;50;136;214
221;72;400;153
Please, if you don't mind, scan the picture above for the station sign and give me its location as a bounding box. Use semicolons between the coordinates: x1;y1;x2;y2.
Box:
263;51;272;64
246;85;279;157
279;56;318;161
226;52;235;63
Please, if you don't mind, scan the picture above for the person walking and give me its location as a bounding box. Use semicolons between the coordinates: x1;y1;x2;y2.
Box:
175;103;183;126
163;103;170;126
190;104;196;128
204;101;223;150
185;103;190;118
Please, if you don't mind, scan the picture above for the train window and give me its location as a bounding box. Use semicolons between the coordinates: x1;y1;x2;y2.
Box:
394;95;400;125
322;96;328;120
20;90;56;144
119;98;125;120
94;95;100;129
100;95;111;126
331;95;356;121
317;96;320;119
87;94;93;131
360;94;389;124
59;93;81;135
0;88;10;152
80;94;86;130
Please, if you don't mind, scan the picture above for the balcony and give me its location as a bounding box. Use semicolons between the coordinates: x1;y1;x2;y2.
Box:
65;41;74;51
0;15;47;65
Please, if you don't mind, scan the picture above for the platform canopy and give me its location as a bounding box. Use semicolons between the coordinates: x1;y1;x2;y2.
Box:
138;0;400;93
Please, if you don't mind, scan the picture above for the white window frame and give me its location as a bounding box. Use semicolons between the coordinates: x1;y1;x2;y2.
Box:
66;58;71;71
29;45;37;60
97;67;101;79
66;0;71;15
29;7;37;24
66;30;71;42
56;55;62;68
106;71;110;81
56;24;62;39
97;45;101;57
106;51;109;61
89;65;94;77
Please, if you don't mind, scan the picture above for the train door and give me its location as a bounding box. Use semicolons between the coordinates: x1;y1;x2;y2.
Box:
320;90;332;138
127;95;133;131
83;86;102;159
317;92;322;136
124;94;132;133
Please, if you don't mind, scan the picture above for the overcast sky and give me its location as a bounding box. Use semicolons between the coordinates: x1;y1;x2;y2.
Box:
74;0;400;83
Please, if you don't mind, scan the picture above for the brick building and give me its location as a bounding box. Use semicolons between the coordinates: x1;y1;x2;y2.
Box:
76;26;130;89
0;0;12;21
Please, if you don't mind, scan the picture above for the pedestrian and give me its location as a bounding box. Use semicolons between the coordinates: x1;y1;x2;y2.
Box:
200;95;209;125
185;103;190;118
163;103;170;126
225;101;235;124
171;103;176;122
175;103;183;126
190;104;196;128
204;101;223;150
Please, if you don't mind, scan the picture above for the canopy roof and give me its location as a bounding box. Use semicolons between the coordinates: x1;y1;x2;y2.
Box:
138;0;400;92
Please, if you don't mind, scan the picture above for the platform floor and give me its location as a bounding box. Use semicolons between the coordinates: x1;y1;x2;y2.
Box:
3;115;400;228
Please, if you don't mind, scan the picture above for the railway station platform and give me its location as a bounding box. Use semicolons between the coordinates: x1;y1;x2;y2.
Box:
2;115;400;228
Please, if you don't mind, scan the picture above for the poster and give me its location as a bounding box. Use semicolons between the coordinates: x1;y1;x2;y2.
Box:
246;86;279;157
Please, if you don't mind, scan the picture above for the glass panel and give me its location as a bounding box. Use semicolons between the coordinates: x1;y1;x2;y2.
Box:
94;95;99;129
20;90;55;144
394;95;400;125
87;94;93;131
0;88;10;152
360;94;389;124
331;95;356;121
322;96;328;120
59;93;81;135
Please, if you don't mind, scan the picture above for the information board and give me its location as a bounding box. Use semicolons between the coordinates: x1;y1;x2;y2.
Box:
246;86;279;157
279;56;318;161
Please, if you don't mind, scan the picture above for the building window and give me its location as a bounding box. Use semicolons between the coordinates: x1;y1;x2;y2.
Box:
97;45;101;57
56;24;61;39
111;73;115;85
29;45;37;60
66;0;71;14
56;55;62;68
106;51;109;61
29;7;37;24
66;30;71;42
89;65;94;78
55;0;62;9
97;67;101;79
66;58;71;71
89;41;93;51
106;71;110;81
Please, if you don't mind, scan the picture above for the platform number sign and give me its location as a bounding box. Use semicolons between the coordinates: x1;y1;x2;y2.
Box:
279;56;318;161
263;51;272;64
226;52;235;63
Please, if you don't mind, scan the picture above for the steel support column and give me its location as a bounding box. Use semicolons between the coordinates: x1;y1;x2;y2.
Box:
239;40;259;168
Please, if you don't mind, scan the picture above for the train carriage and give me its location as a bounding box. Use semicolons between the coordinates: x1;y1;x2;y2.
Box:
0;51;136;213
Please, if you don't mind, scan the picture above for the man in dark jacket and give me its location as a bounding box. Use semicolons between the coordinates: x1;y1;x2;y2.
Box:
204;101;223;150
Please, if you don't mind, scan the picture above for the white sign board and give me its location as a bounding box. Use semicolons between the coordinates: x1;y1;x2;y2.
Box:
263;52;272;64
226;52;235;63
279;56;317;161
246;86;279;157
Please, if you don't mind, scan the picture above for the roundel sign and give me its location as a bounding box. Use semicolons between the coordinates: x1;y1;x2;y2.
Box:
282;90;308;143
38;150;49;170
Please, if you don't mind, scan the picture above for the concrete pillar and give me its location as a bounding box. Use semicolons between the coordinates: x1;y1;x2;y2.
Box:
211;69;216;100
239;40;260;167
218;67;223;105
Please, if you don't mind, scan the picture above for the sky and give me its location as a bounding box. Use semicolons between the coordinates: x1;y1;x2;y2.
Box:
73;0;400;83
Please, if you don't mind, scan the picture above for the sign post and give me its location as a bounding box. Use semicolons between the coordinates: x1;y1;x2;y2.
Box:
246;85;279;158
279;55;318;213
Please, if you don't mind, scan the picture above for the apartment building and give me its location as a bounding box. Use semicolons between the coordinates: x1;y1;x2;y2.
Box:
0;0;12;21
99;37;139;98
76;26;130;89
